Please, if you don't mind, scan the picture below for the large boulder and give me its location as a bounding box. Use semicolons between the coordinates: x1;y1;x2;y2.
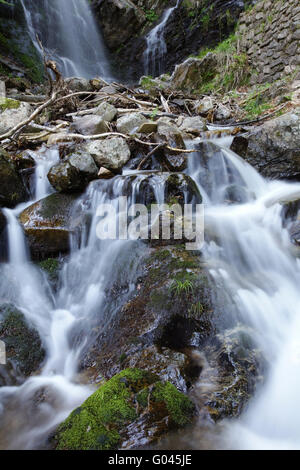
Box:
19;193;80;259
170;53;218;94
54;368;195;450
82;243;263;423
48;151;99;193
0;149;28;208
83;137;131;171
0;98;32;135
230;110;300;180
0;303;45;386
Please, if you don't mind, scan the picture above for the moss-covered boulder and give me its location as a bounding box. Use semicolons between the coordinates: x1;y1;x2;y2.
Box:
0;303;45;385
83;245;212;390
54;368;195;450
19;192;80;259
0;149;28;208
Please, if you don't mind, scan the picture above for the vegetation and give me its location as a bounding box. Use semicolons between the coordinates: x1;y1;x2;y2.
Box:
55;369;195;450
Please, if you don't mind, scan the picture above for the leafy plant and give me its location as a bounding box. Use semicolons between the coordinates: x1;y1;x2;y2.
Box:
170;279;194;296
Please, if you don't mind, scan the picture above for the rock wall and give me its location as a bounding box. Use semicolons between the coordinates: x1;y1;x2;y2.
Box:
95;0;248;82
238;0;300;84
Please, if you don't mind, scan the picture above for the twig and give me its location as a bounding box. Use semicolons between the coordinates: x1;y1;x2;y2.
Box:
137;143;165;170
0;90;59;141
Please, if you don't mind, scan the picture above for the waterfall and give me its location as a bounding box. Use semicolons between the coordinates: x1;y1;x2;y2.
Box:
186;142;300;450
19;0;112;79
144;0;181;77
2;127;300;447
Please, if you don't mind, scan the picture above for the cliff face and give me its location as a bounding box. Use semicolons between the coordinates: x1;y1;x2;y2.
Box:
94;0;252;82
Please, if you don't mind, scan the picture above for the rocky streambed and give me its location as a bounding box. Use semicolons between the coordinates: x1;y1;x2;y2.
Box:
0;65;300;450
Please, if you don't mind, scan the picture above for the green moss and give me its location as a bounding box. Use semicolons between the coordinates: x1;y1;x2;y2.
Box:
0;303;45;375
55;369;195;450
38;258;60;282
0;97;21;112
152;381;194;426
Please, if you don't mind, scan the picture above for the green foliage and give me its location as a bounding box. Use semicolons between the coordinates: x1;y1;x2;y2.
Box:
170;279;194;296
145;9;159;22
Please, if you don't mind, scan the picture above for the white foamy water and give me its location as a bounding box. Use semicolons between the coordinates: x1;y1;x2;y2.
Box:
186;142;300;450
144;0;180;77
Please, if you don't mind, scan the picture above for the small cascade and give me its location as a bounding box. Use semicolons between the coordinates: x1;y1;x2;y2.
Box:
144;0;181;77
185;141;300;450
19;0;112;79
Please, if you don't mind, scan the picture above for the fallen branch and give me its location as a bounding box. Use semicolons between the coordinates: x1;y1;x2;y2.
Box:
137;143;165;170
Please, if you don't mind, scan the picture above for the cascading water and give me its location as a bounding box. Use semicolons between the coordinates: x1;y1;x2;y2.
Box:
19;0;111;79
185;141;300;450
144;0;181;77
1;125;300;448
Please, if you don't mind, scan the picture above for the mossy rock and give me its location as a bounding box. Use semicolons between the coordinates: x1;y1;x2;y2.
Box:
0;97;21;112
38;257;61;288
54;368;195;450
0;149;28;208
0;303;45;378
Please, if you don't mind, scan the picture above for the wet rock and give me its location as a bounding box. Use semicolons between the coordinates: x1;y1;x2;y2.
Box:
54;368;195;450
0;98;32;135
38;257;62;291
70;115;109;135
0;303;45;385
0;149;28;208
0;209;7;262
48;151;98;193
156;133;187;172
19;192;80;259
170;54;218;94
94;102;117;122
230;110;300;180
202;326;264;421
83;246;212;391
84;137;131;171
116;113;147;135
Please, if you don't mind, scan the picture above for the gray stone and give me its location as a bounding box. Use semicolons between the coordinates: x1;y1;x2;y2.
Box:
84;137;131;171
65;77;93;92
231;110;300;180
116;113;147;134
71;115;109;135
94;102;117;122
0;99;32;135
48;151;98;193
178;116;206;134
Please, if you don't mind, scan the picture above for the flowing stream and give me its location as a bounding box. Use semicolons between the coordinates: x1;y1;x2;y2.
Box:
19;0;111;79
1;134;300;449
144;0;181;77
